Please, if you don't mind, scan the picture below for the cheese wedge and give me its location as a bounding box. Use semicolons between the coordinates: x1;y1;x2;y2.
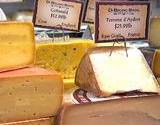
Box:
149;17;160;47
56;95;160;125
76;47;159;97
36;39;94;79
152;50;160;77
0;67;63;123
3;117;54;125
0;22;35;72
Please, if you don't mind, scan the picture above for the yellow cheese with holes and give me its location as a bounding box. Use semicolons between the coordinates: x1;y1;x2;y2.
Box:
36;39;94;79
3;117;54;125
0;67;63;123
0;22;35;72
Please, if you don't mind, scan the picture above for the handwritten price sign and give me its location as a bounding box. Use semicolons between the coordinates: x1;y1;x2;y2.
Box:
33;0;83;31
95;1;150;43
83;0;95;24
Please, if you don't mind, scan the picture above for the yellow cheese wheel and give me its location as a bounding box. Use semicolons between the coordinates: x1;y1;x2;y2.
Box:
0;22;35;72
4;118;54;125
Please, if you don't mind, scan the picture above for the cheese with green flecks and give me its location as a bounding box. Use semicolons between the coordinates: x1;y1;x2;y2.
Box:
36;39;94;79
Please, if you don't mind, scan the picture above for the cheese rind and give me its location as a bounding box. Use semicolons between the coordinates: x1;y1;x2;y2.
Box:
76;47;159;97
0;22;35;72
0;67;63;123
3;117;54;125
57;96;160;125
36;39;94;79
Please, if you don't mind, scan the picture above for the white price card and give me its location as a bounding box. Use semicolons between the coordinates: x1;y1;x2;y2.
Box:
95;1;150;43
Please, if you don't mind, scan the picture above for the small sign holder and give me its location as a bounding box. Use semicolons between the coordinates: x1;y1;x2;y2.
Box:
109;35;128;57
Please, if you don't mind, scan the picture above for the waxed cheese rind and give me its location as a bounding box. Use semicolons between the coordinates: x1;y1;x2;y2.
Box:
3;117;54;125
0;67;63;124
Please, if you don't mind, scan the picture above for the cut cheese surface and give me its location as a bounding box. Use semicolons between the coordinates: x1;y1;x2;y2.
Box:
0;67;63;123
57;96;160;125
3;117;54;125
152;49;160;77
0;22;35;72
36;39;94;79
149;17;160;47
76;47;159;97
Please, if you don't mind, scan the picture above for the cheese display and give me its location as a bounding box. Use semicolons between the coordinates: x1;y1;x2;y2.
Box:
56;96;160;125
149;17;160;47
75;47;159;97
3;117;54;125
152;49;160;77
0;67;63;123
36;39;94;79
0;22;35;72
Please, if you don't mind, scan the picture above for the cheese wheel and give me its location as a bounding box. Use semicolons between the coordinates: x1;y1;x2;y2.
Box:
0;22;35;72
0;67;63;123
56;96;160;125
3;117;54;125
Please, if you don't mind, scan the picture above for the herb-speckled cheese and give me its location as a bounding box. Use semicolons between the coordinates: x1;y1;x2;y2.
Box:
36;39;94;79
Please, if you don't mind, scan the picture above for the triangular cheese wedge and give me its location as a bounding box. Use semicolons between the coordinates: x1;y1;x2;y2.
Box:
76;46;159;97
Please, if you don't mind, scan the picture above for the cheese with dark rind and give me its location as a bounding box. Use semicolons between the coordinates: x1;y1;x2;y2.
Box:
3;117;54;125
152;50;160;77
36;39;94;79
0;67;63;123
75;46;159;97
0;22;35;72
56;96;160;125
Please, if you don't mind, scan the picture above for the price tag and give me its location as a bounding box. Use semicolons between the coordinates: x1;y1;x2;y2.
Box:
33;0;83;31
95;1;150;43
83;0;95;24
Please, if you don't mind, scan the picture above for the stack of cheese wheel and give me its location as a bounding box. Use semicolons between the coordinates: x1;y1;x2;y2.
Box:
0;22;63;125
